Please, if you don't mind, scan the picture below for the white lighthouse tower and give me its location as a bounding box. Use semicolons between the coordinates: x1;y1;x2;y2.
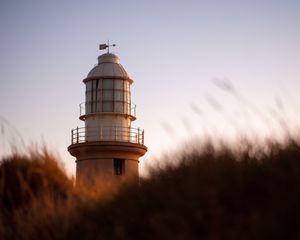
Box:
68;44;147;186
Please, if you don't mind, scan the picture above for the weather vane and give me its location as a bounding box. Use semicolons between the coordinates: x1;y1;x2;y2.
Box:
99;40;116;53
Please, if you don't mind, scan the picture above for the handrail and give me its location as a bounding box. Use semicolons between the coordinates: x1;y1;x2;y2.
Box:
79;102;136;118
71;126;144;145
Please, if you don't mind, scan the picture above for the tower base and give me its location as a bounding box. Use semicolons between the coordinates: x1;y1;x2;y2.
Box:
68;141;147;187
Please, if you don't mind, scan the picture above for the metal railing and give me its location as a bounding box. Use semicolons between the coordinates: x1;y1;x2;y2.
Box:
79;102;136;118
71;126;144;145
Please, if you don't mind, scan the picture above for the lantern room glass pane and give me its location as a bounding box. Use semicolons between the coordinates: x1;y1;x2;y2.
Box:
86;102;91;114
102;79;113;89
86;81;92;91
115;80;123;90
102;90;113;100
102;101;113;112
86;91;92;102
91;101;97;113
93;89;97;102
115;102;123;113
114;91;123;101
97;89;102;101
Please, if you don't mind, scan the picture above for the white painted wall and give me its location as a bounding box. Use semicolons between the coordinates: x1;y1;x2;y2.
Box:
85;114;132;142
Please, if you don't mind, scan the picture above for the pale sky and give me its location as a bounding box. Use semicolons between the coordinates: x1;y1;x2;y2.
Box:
1;0;300;175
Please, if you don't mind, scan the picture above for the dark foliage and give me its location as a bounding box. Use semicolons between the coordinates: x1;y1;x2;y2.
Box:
1;140;300;240
59;140;300;240
0;151;73;213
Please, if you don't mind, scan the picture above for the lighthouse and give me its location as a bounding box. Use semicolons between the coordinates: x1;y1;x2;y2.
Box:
68;44;147;186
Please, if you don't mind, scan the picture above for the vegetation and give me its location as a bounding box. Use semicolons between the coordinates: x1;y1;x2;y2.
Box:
1;138;300;239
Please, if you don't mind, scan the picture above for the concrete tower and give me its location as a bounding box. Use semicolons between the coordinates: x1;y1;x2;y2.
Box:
68;44;147;186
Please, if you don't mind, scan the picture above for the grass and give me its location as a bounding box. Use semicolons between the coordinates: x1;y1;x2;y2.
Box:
1;137;300;239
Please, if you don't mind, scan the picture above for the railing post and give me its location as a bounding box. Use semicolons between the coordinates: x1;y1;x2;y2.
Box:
76;127;79;144
71;129;73;144
142;130;144;144
138;128;140;144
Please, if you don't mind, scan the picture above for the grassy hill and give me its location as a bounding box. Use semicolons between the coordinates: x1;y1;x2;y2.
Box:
1;139;300;239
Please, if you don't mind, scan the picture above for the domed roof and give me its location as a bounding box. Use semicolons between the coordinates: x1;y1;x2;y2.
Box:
86;53;130;79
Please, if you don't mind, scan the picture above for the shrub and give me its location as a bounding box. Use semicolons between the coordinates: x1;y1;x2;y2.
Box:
1;140;300;239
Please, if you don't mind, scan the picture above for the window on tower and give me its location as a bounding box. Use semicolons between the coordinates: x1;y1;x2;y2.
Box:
114;159;124;175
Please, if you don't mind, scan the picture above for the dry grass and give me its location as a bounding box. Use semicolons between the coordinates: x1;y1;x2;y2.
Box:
1;138;300;239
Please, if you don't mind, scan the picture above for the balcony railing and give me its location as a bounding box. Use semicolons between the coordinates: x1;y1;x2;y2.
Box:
71;126;144;145
79;102;136;118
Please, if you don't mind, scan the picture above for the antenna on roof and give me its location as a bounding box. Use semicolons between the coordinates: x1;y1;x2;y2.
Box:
99;40;116;53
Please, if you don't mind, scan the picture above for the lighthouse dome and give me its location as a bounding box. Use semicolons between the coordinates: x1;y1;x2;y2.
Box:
87;53;130;79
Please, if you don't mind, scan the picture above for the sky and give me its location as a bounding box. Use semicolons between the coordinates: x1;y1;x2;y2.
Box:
0;0;300;176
